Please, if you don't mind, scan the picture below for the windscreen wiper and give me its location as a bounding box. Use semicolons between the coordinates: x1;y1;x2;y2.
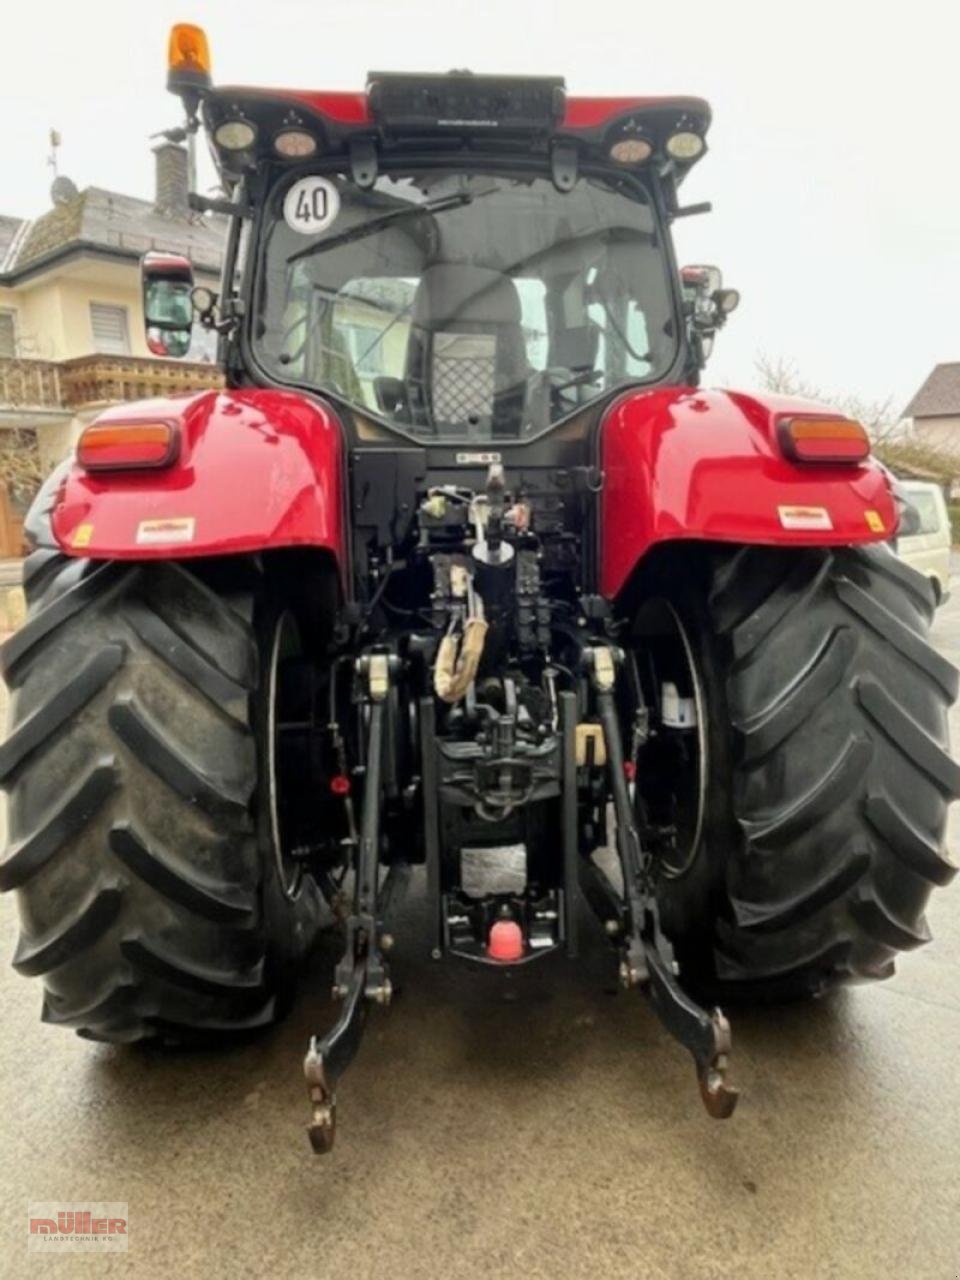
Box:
287;189;493;267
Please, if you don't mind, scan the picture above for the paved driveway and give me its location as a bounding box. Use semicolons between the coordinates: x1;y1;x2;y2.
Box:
0;587;958;1279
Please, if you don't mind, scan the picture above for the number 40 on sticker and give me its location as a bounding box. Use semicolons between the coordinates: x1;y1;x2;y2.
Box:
283;177;340;235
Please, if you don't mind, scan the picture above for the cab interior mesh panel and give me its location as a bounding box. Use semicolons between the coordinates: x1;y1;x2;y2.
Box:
431;333;496;424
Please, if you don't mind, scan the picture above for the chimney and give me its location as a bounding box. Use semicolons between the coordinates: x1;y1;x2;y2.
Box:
153;141;189;218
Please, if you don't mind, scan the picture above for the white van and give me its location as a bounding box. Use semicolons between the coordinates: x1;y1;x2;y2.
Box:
894;480;952;603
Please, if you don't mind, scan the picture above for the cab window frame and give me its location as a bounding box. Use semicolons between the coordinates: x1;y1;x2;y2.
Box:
239;152;689;448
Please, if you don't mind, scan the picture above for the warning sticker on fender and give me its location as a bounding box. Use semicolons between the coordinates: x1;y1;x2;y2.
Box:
136;517;195;545
777;505;833;531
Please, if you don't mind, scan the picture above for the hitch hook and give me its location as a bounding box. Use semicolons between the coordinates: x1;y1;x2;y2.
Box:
303;965;368;1153
639;925;739;1120
696;1010;738;1120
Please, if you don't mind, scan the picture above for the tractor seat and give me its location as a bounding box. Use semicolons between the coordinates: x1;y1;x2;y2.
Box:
406;264;529;436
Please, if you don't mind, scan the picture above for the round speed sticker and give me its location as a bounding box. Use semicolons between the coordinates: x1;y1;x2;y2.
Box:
283;176;340;235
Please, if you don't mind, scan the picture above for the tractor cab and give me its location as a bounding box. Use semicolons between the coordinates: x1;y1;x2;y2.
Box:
148;28;735;449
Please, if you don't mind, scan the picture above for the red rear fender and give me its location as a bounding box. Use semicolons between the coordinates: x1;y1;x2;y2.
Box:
599;386;897;599
52;389;345;572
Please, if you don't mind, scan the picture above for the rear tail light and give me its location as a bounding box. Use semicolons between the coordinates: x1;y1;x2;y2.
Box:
778;416;870;465
77;421;179;471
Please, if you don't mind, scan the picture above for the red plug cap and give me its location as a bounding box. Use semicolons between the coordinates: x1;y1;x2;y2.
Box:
488;919;524;963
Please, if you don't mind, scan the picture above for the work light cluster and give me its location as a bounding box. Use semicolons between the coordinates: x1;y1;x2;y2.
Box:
214;113;318;159
607;119;706;168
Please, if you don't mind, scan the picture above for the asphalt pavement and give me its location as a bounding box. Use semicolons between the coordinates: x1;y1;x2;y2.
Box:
0;584;959;1279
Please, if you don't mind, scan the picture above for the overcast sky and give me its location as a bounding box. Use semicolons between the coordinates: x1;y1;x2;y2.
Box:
4;0;958;414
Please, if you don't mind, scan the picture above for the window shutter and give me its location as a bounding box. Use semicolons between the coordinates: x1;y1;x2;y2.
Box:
0;311;15;358
90;304;130;355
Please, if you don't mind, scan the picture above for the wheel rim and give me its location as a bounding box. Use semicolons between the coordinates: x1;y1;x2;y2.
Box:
632;600;708;879
267;610;305;900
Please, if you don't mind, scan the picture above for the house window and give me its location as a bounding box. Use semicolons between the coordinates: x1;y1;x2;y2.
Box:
89;303;131;355
0;309;16;358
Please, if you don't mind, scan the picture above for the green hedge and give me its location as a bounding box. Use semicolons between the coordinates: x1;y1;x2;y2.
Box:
876;440;960;486
947;505;960;547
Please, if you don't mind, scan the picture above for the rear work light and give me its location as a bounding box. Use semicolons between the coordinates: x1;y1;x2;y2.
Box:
665;130;705;161
78;421;179;472
778;416;870;465
274;128;318;159
214;117;258;151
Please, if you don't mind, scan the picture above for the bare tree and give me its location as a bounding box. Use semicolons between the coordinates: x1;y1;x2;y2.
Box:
753;352;960;485
754;353;899;442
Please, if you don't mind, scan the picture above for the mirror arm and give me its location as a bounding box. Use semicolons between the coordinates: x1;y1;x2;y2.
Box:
661;171;713;222
188;192;254;220
213;296;244;336
673;201;713;220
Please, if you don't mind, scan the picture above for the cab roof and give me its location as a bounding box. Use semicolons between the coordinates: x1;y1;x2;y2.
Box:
201;75;711;184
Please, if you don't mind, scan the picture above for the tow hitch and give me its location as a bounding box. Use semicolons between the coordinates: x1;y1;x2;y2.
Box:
584;646;738;1120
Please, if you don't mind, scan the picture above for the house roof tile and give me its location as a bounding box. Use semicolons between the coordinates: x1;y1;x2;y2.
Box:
2;186;224;282
904;362;960;419
0;216;26;271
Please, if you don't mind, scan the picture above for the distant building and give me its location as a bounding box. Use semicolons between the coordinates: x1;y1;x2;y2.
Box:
0;142;225;497
904;362;960;451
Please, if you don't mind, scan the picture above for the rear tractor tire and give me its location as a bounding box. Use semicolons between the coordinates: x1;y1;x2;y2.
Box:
631;544;959;1002
0;551;329;1043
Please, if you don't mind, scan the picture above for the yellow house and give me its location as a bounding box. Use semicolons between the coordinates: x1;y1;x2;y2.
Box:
0;143;224;493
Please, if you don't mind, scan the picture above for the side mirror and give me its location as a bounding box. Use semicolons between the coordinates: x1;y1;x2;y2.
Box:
681;264;722;304
141;251;194;358
680;264;740;366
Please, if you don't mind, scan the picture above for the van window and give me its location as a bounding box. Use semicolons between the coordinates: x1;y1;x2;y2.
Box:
907;491;942;535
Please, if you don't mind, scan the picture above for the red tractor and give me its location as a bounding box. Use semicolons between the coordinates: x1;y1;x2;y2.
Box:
2;25;956;1152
